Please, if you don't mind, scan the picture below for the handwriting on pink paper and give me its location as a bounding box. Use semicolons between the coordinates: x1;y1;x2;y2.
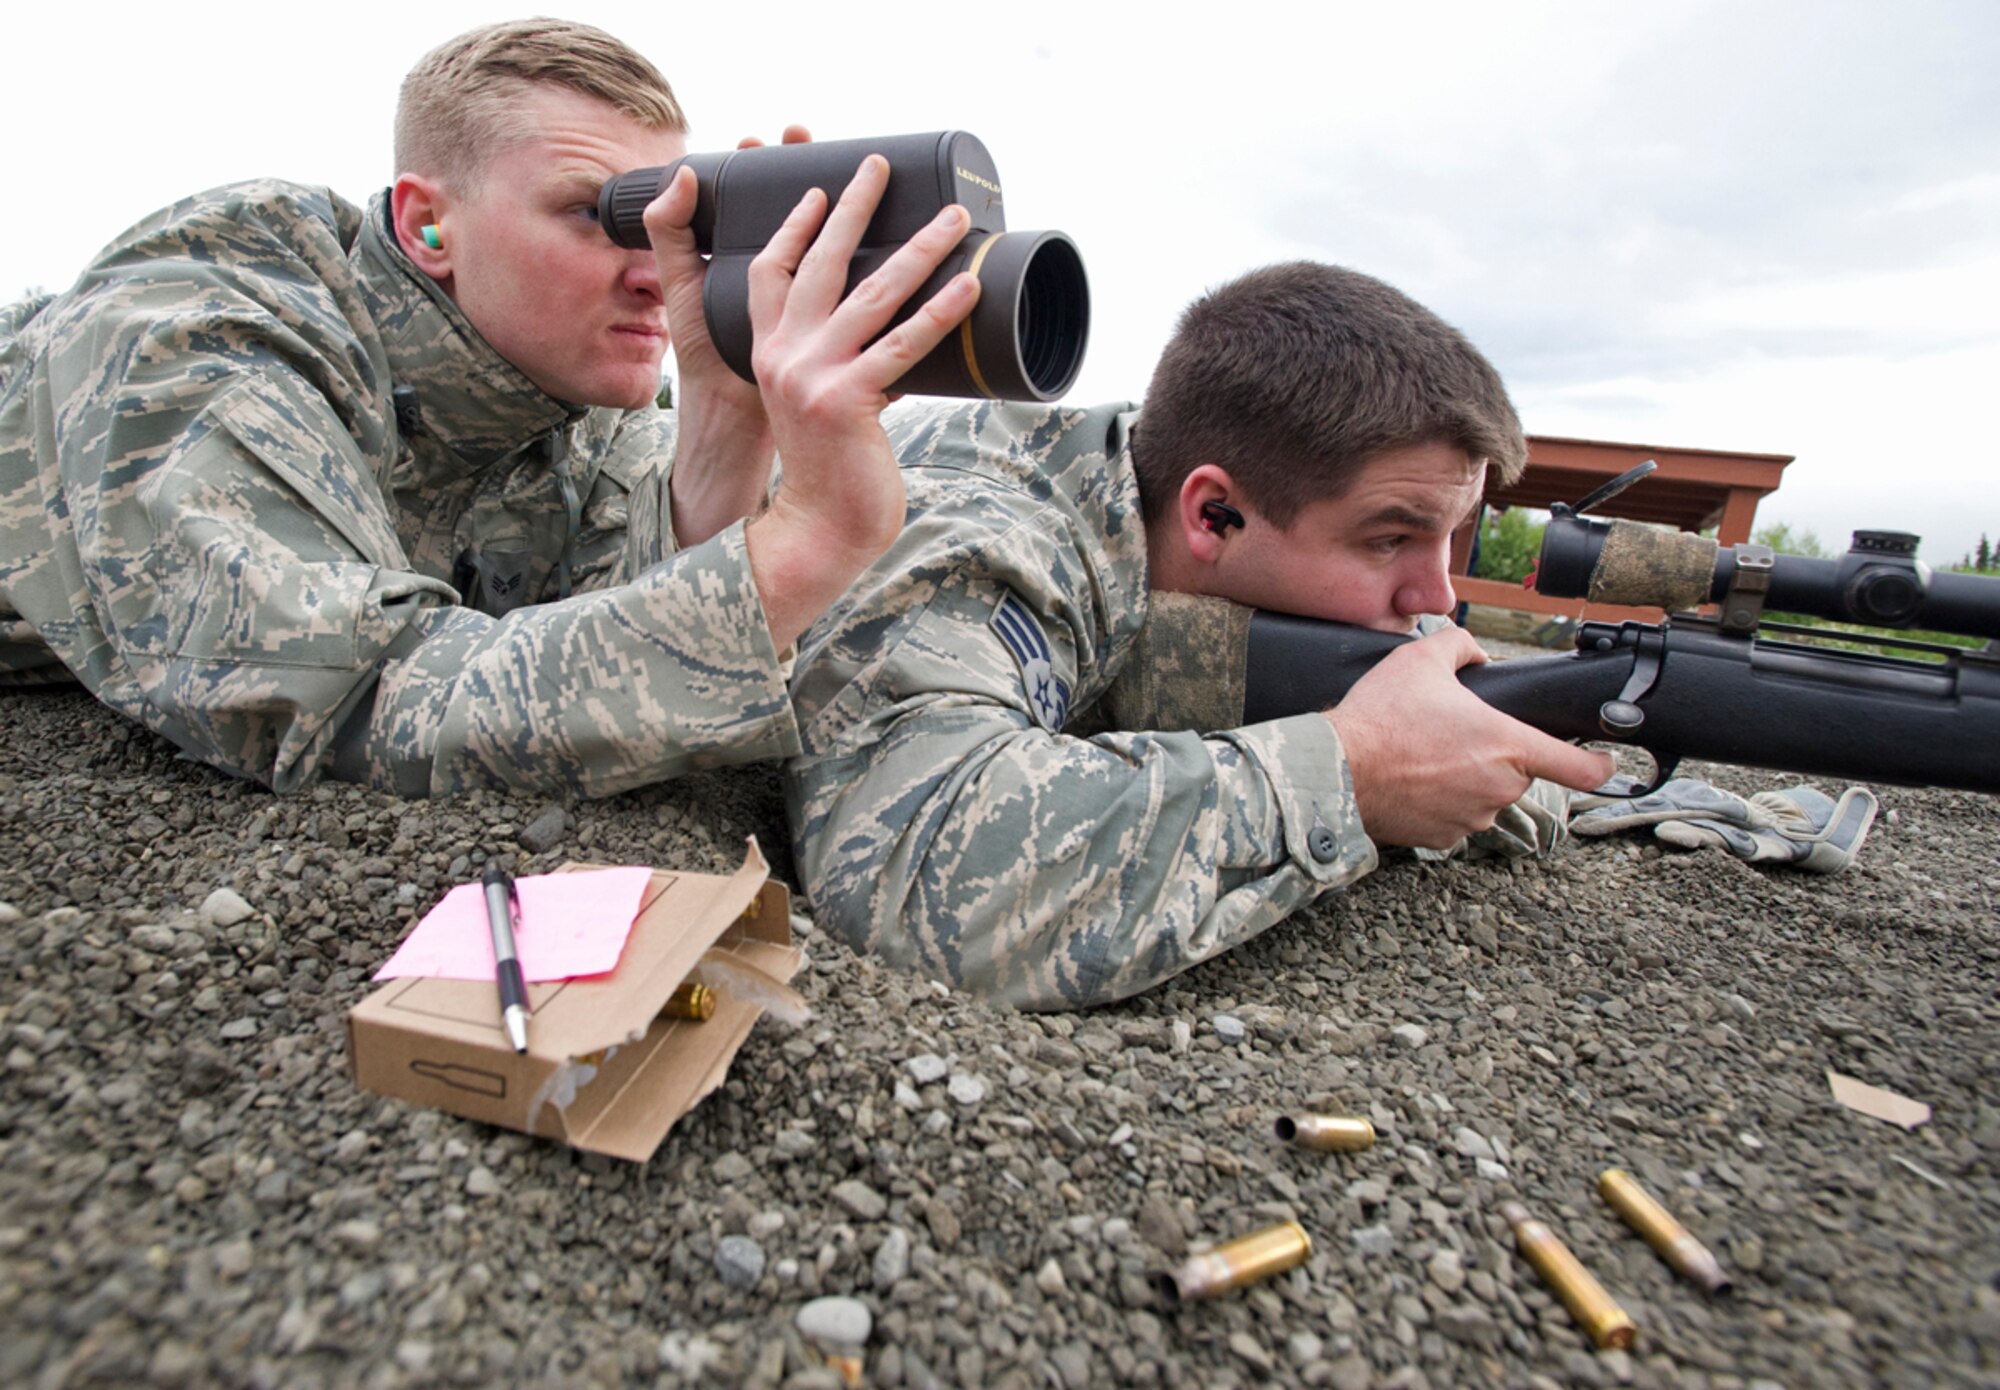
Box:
372;867;654;983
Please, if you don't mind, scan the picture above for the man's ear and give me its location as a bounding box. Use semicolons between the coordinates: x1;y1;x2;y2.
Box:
1176;464;1243;567
390;174;453;284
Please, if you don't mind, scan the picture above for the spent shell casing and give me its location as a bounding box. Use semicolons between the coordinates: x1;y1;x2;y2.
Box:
1599;1169;1732;1295
1274;1114;1376;1153
661;982;716;1021
1500;1201;1637;1350
1155;1220;1313;1305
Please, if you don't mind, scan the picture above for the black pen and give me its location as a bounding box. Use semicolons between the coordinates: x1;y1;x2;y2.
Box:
481;864;531;1053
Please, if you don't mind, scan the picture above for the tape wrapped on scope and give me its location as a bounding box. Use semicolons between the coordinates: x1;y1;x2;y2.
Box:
1588;521;1716;612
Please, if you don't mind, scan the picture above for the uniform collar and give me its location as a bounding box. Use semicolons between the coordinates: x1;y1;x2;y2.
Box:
353;190;581;468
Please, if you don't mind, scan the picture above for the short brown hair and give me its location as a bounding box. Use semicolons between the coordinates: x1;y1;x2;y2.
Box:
396;18;687;190
1132;262;1525;526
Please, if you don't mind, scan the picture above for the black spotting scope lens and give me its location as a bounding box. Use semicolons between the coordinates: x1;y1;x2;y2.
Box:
1015;235;1089;398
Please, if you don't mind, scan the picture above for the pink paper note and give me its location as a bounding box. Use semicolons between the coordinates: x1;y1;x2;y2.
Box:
373;867;654;983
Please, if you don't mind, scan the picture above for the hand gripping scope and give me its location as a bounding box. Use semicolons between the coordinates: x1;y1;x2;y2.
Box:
597;131;1089;401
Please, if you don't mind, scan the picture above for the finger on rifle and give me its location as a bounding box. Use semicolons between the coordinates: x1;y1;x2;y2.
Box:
1423;624;1491;670
782;154;894;324
1516;727;1618;793
825;201;974;352
744;185;831;333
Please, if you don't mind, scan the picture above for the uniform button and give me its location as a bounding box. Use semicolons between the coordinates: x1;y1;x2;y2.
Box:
1307;827;1339;862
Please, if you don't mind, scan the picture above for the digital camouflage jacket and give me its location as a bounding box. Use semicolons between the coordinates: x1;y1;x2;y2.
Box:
0;180;798;796
785;400;1566;1010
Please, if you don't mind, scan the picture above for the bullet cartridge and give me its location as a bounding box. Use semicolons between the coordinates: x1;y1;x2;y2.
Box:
1155;1220;1313;1305
1275;1114;1376;1152
1598;1169;1732;1295
576;982;720;1066
661;981;717;1021
1500;1201;1637;1350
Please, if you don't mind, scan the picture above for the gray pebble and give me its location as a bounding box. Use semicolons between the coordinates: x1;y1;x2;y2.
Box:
774;1127;816;1158
464;1166;498;1198
1450;1126;1496;1161
946;1071;987;1106
199;888;255;928
1212;1014;1247;1042
871;1226;911;1288
1352;1224;1396;1256
1391;1023;1429;1050
795;1294;872;1346
331;1220;381;1253
904;1052;949;1084
830;1179;887;1221
1328;1353;1374;1390
1437;1304;1501;1349
516;805;570;854
1428;1249;1467;1293
714;1234;766;1289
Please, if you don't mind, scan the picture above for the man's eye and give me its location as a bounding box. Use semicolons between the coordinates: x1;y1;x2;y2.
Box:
575;204;602;224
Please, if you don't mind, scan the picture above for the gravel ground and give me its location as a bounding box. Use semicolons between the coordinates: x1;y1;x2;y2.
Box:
2;644;1997;1390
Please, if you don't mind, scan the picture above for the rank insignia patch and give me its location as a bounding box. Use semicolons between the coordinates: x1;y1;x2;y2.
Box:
991;590;1071;730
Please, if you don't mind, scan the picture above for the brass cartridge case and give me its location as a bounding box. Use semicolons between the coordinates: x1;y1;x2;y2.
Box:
1599;1169;1732;1295
1274;1114;1376;1153
577;983;719;1065
1500;1201;1637;1351
661;982;717;1021
1155;1221;1313;1305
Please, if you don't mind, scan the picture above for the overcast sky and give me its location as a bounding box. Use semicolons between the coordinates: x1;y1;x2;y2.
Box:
10;0;1997;565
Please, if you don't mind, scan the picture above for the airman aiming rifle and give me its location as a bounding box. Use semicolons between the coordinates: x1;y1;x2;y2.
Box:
1234;463;2000;794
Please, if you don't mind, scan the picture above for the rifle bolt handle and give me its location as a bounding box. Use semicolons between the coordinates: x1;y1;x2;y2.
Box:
1599;700;1646;735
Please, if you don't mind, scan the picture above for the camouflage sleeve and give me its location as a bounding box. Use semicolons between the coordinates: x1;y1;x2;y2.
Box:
787;561;1378;1012
43;352;793;797
567;407;677;594
335;517;799;797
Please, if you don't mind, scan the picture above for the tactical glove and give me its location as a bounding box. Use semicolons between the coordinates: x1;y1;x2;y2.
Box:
1569;776;1878;874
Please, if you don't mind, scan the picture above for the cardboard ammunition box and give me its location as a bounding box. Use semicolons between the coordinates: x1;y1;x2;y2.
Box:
347;840;801;1162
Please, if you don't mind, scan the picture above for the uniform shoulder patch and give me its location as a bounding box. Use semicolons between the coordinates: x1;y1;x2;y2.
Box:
990;590;1071;731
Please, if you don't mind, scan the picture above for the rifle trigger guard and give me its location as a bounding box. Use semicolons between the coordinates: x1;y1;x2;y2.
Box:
1634;754;1681;797
1600;627;1666;737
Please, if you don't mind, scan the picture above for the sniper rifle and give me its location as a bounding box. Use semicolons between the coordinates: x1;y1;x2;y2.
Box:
1234;464;2000;795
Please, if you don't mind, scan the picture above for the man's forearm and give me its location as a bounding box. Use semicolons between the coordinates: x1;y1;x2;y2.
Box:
789;711;1374;1011
336;523;799;796
664;387;778;548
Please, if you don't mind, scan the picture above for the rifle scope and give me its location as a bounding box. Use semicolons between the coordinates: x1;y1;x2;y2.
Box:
1536;513;2000;641
596;130;1088;401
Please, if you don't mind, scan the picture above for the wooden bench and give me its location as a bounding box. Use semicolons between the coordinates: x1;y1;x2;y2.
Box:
1450;434;1795;623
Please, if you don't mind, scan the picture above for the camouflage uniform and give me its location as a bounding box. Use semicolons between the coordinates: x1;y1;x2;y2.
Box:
0;180;797;796
787;400;1566;1011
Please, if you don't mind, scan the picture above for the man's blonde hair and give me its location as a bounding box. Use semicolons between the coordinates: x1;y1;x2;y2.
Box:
396;18;687;190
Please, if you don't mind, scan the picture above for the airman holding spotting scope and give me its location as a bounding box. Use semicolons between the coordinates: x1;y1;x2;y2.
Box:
0;18;984;797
